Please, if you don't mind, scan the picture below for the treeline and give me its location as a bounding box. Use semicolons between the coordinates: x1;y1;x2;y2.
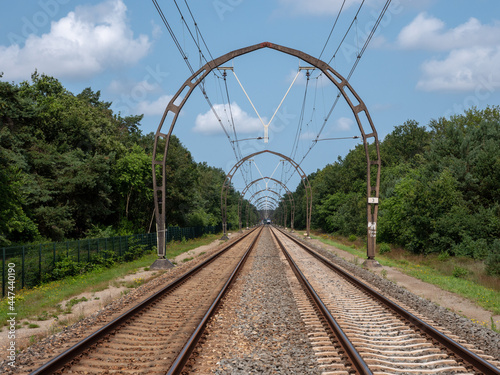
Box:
0;72;254;246
288;107;500;265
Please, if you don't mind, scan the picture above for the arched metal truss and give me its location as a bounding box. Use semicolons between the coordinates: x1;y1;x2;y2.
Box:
153;41;380;260
238;177;295;231
244;189;280;230
221;150;312;239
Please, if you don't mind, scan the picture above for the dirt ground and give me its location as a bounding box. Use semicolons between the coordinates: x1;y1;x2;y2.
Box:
2;232;498;353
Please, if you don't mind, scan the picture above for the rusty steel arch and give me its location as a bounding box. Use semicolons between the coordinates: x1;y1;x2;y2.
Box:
252;195;280;207
153;41;380;260
220;150;312;239
241;189;280;231
238;177;295;231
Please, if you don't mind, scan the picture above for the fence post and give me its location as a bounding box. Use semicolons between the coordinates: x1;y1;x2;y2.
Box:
22;246;25;289
2;248;5;297
39;244;42;284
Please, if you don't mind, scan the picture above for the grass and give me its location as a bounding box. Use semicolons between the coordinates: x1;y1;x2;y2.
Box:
310;232;500;318
0;233;221;324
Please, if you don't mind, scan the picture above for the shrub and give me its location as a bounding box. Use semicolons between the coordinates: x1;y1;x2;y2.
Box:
452;266;468;279
46;256;87;282
438;251;450;262
348;234;357;242
485;240;500;276
379;243;391;255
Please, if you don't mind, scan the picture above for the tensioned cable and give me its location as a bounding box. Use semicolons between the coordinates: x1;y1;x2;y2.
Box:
152;0;250;184
317;0;348;61
172;0;209;67
290;70;311;161
173;0;250;183
327;0;366;65
224;76;244;161
183;0;215;62
232;69;301;142
284;0;392;185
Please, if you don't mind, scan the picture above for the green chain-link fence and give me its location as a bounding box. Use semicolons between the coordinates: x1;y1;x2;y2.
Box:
1;223;226;296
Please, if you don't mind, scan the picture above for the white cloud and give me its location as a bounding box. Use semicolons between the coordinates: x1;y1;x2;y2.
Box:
398;13;500;51
335;117;354;131
0;0;151;80
136;95;174;116
194;102;265;135
397;13;500;92
299;131;318;140
109;78;159;95
417;47;500;92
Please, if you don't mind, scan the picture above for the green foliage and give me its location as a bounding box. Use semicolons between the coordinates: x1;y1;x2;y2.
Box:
1;72;236;245
485;240;500;276
291;106;500;271
379;243;391;254
452;266;468;279
348;234;357;242
45;257;87;282
437;251;450;262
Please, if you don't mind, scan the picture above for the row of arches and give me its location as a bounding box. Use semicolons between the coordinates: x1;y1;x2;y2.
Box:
153;42;381;260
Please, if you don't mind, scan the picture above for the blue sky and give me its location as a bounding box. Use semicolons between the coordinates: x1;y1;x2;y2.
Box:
2;0;500;208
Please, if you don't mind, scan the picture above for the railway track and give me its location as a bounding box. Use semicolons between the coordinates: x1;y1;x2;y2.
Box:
30;225;500;374
270;226;500;375
30;227;262;374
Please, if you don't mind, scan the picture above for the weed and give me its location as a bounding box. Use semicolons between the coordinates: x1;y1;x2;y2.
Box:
124;278;145;288
491;317;499;333
28;323;40;329
36;311;50;321
438;251;450;262
348;235;357;242
453;266;468;279
67;297;88;309
381;269;388;278
379;243;391;255
182;257;194;263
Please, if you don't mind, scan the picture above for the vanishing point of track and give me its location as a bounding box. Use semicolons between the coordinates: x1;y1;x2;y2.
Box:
31;226;500;374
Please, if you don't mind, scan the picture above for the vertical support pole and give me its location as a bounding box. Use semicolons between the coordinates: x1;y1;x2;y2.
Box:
22;246;25;289
367;198;379;259
39;244;42;284
2;248;5;297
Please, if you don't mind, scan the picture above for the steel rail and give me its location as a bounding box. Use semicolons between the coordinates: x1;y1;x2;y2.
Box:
270;227;372;375
273;227;500;375
29;227;261;375
167;226;264;374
